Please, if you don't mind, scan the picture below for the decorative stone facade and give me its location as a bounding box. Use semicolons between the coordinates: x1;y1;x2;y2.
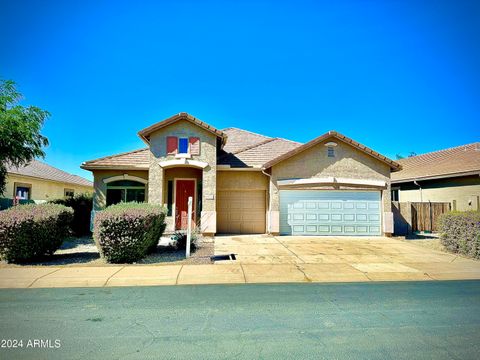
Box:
147;119;218;234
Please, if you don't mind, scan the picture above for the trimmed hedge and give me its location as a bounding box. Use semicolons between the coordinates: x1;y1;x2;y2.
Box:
0;203;74;263
50;194;93;236
438;211;480;259
93;203;166;263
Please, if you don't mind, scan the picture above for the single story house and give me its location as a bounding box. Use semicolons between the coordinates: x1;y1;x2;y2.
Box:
3;160;93;208
81;112;401;236
391;142;480;211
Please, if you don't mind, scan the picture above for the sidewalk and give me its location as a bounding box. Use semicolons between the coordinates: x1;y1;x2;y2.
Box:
1;261;480;289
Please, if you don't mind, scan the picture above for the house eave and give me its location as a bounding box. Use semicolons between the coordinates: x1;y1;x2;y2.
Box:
217;165;264;171
80;164;149;171
391;170;480;184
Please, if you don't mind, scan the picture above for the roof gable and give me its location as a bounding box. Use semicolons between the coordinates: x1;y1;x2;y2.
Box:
138;112;227;144
263;131;401;170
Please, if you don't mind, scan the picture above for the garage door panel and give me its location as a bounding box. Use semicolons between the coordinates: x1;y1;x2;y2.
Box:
217;190;266;234
280;190;381;236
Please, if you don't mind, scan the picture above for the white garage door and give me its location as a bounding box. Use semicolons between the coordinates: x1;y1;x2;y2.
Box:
279;190;381;236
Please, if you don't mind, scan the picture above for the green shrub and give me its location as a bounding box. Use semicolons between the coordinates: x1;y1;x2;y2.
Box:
171;230;198;252
50;193;93;236
0;198;35;210
0;203;74;262
438;211;480;259
93;203;166;263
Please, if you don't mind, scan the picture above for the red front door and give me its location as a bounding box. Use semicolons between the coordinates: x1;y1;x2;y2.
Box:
175;180;196;230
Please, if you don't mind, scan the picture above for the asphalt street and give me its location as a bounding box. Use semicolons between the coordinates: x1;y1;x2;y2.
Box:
0;281;479;359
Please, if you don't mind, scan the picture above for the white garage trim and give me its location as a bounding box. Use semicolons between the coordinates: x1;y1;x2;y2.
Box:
277;177;386;188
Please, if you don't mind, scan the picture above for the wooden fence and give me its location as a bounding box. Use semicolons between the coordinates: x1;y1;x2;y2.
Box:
392;201;451;235
411;202;451;232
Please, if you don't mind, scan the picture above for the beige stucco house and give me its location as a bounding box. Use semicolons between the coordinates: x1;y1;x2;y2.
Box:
3;160;93;207
82;113;401;236
391;143;480;211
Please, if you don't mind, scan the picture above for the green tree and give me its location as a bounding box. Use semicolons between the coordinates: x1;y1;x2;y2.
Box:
0;80;49;195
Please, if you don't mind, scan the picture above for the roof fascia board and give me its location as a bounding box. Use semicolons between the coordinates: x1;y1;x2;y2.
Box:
80;165;149;171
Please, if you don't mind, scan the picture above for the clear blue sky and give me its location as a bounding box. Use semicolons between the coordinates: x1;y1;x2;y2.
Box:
1;0;479;181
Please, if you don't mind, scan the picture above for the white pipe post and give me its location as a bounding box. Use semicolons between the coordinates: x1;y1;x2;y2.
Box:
186;196;192;258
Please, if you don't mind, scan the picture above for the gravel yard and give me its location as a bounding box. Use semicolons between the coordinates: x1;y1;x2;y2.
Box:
0;236;214;267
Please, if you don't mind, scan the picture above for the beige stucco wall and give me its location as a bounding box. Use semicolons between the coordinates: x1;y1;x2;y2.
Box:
4;173;92;202
269;140;393;234
217;171;269;190
92;170;148;210
147;119;218;234
397;176;480;211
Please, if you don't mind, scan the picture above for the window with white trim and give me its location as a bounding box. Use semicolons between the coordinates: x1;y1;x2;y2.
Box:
106;180;146;206
15;185;31;200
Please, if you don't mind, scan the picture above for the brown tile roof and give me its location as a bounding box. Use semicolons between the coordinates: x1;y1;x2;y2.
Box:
81;148;150;170
218;130;302;167
263;130;401;170
82;126;400;172
391;142;480;183
6;160;93;187
222;127;272;153
138;112;227;144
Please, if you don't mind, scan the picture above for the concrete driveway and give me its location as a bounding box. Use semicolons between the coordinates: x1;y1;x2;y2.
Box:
214;235;480;282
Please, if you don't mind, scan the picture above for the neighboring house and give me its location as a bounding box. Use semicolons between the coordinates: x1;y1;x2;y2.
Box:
3;160;93;206
391;143;480;211
81;112;400;236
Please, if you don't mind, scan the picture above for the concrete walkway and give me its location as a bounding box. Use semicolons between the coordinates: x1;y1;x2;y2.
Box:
1;236;479;288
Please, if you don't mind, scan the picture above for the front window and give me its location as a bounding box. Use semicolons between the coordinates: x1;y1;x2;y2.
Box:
106;180;146;206
64;189;74;198
327;146;335;157
178;138;189;154
15;186;30;200
391;189;399;202
167;180;173;216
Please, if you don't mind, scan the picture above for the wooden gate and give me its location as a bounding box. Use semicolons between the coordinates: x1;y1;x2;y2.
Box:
411;202;451;232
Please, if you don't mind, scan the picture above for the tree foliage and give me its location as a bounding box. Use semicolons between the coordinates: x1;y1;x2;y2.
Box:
0;80;49;195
